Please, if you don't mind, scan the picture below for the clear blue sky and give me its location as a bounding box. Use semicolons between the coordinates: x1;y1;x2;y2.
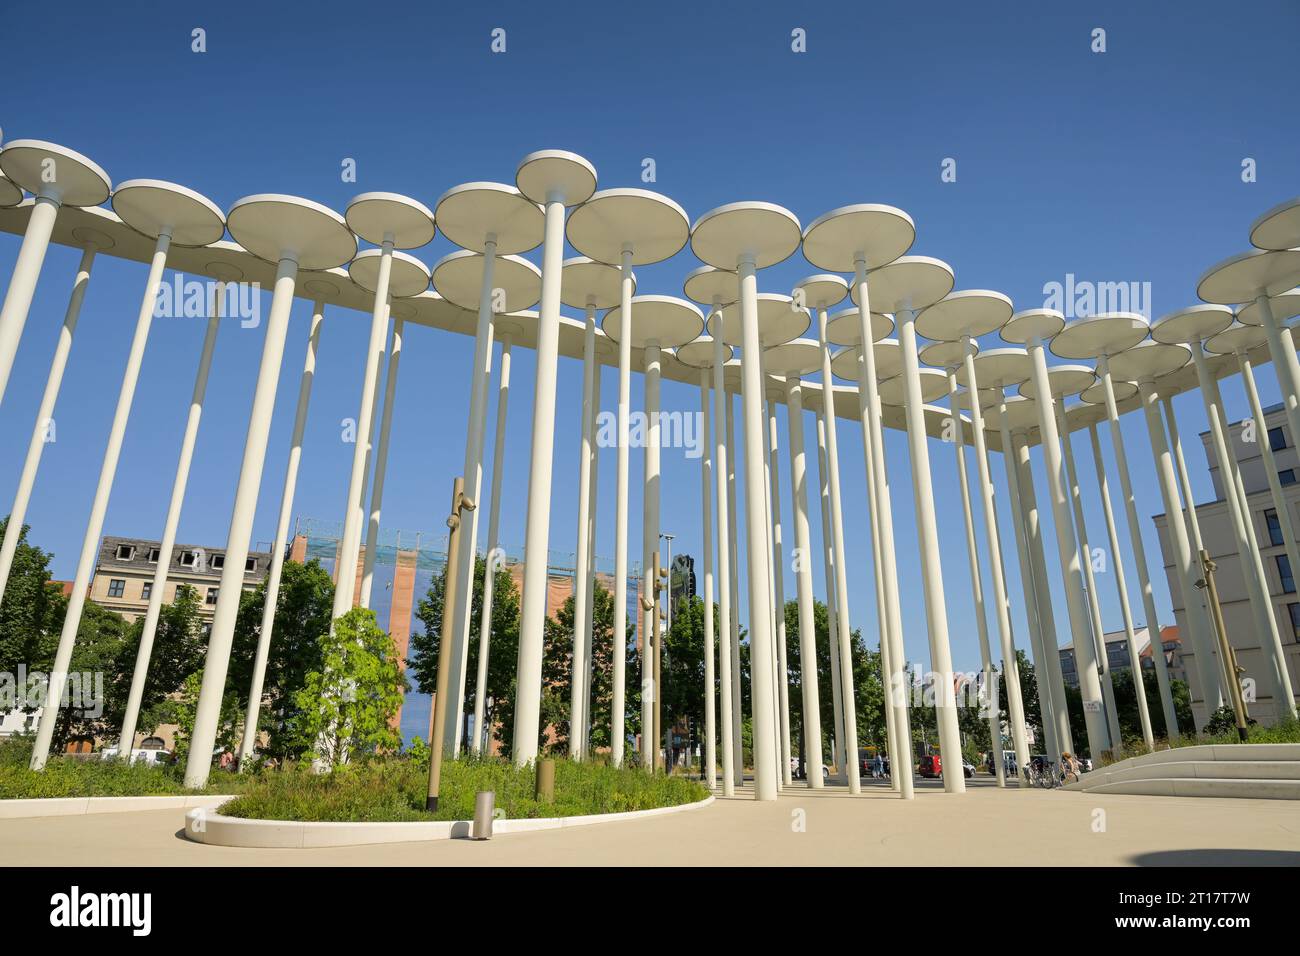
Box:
1;0;1297;678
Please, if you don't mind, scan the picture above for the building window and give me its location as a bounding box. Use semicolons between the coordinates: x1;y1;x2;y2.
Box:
147;547;160;563
1266;509;1285;547
209;554;225;571
178;550;198;568
1278;554;1296;594
107;579;125;598
141;582;152;601
1281;469;1297;487
1269;426;1288;452
244;557;258;573
206;587;219;606
115;544;135;561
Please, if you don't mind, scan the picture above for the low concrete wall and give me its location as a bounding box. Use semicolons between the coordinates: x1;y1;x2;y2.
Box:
0;794;235;819
185;794;716;849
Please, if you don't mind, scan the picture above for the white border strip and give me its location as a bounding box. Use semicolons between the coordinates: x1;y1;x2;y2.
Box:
0;794;235;819
184;795;715;848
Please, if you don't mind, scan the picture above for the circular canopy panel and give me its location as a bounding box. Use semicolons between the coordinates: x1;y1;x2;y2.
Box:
801;204;915;273
515;150;597;206
431;250;540;311
952;386;1003;412
683;265;738;307
1002;308;1066;345
566;188;690;265
914;289;1014;342
830;339;903;382
708;294;810;347
1198;249;1300;303
763;339;823;377
1105;340;1191;382
204;260;243;283
877;369;948;405
1251;197;1300;251
690;201;802;270
825;306;893;346
674;335;732;369
1050;312;1149;359
851;256;954;313
0;140;110;206
960;347;1033;388
1000;395;1042;432
1079;379;1138;405
560;256;627;310
919;339;973;369
71;226;115;252
1205;321;1267;355
0;174;22;207
349;248;431;298
110;179;225;247
434;182;543;255
603;294;703;349
1236;289;1300;327
227;194;356;271
794;274;848;309
1017;363;1096;400
1151;304;1233;345
345;192;436;249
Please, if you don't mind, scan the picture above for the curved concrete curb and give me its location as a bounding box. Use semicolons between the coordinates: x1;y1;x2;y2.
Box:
0;794;235;819
185;794;715;848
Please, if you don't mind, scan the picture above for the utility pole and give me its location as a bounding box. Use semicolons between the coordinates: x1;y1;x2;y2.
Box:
1196;549;1250;741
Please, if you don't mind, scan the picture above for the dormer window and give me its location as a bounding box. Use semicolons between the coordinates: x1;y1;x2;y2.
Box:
115;544;136;561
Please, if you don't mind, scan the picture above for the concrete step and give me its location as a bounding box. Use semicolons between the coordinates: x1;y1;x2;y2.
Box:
1098;759;1300;783
1078;777;1300;800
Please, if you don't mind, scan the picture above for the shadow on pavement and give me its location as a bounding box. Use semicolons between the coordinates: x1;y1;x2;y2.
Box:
1131;848;1300;866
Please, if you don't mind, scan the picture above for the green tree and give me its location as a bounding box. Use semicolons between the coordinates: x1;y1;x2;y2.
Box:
170;668;242;763
0;516;62;679
287;607;407;769
997;649;1043;746
109;584;206;738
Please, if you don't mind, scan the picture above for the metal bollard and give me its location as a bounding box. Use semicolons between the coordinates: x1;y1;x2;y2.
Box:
471;791;495;840
535;758;555;803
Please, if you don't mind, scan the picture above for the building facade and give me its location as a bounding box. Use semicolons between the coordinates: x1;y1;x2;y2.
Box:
1058;625;1182;689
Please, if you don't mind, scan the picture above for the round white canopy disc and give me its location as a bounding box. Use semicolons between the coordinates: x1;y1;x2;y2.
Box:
683;265;738;307
602;294;703;349
1000;395;1042;431
345;192;436;249
801;204;915;273
0;174;22;207
1250;197;1300;251
111;179;225;247
914;289;1013;342
351;248;432;298
851;256;954;313
205;261;244;283
431;250;541;311
1050;312;1149;359
960;347;1033;388
1236;289;1300;327
794;274;849;309
1104;340;1191;382
1205;321;1267;355
830;339;903;382
825;306;893;346
1017;364;1096;400
690;201;802;270
566;188;690;265
1079;379;1138;405
227;194;356;271
877;368;948;405
0;139;110;206
1151;304;1233;345
763;339;823;377
434;182;543;255
1197;249;1300;304
515;150;597;206
674;335;733;369
707;294;809;348
919;339;976;369
1001;308;1066;345
561;256;627;311
72;226;115;251
952;386;1003;411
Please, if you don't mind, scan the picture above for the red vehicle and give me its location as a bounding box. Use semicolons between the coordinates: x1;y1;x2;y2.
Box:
917;754;942;778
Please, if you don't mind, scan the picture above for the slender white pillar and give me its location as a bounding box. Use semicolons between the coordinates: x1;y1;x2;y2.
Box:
641;342;662;770
897;307;964;792
711;336;735;796
360;317;404;609
30;233;171;770
725;391;744;787
239;303;324;764
946;371;1005;785
472;335;512;755
569;304;598;760
766;393;793;786
611;250;634;768
0;196;60;407
118;279;226;755
1252;292;1300;458
699;367;718;789
1086;422;1155;749
0;242;98;607
581;363;600;750
785;379;823;787
815;409;846;773
1097;355;1179;738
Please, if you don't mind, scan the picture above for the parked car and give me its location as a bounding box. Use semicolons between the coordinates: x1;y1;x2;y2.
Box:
961;759;975;778
98;747;172;767
917;754;942;778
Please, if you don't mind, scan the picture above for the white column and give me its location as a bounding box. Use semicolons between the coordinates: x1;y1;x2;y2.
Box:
0;195;60;406
946;371;1005;785
0;243;97;606
360;317;405;609
1086;422;1155;749
699;367;717;789
238;303;324;765
815;409;846;774
30;232;171;770
570;304;598;760
118;281;226;755
1025;340;1109;759
712;332;735;796
737;256;778;801
641;342;662;770
183;256;298;788
472;335;512;755
766;393;793;786
512;197;565;765
1254;293;1300;454
611;250;634;768
897;308;964;793
785;379;823;787
1097;355;1179;738
582;362;601;749
725;391;743;787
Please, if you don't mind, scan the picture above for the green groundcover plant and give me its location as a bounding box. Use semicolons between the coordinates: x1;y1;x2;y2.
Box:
0;736;250;798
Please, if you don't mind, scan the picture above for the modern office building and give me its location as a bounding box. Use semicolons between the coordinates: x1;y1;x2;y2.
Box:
1058;625;1182;689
